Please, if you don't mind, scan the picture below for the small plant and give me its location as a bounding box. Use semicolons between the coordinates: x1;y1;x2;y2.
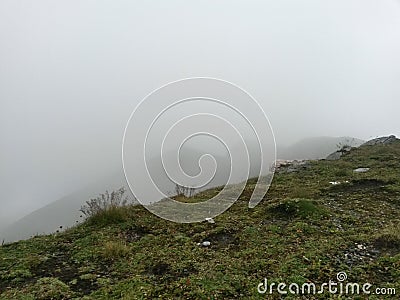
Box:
102;240;130;260
79;187;135;226
175;184;196;198
268;199;325;220
80;187;130;217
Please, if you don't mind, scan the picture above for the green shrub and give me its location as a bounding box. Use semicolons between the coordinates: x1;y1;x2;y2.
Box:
86;205;129;226
268;199;325;220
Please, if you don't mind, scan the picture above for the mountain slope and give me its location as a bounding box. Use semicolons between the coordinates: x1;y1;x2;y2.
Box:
277;136;364;160
1;140;399;299
0;169;129;243
0;147;230;243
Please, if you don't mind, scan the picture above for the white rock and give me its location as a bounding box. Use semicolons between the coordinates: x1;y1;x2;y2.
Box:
353;168;370;173
329;181;341;185
201;241;211;247
205;217;215;224
357;244;366;250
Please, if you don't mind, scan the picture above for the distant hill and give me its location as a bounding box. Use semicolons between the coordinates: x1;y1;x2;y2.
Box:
0;147;230;243
277;136;364;160
0;169;128;243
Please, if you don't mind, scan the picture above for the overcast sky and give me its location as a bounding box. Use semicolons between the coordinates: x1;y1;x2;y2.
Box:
1;0;400;228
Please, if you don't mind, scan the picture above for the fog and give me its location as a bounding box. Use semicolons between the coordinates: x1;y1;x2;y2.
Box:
1;1;400;230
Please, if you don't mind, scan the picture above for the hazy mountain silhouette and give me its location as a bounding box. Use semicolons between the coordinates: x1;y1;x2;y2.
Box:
0;169;128;243
0;147;230;243
277;136;364;160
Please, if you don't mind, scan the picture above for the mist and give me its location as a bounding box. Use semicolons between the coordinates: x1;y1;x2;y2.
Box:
1;0;400;231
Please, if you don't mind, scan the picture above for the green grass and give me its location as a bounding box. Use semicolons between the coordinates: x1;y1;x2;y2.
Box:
1;141;400;299
374;223;400;250
101;240;130;261
85;205;130;226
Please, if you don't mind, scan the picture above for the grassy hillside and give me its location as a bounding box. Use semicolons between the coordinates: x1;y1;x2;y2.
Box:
1;142;400;299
